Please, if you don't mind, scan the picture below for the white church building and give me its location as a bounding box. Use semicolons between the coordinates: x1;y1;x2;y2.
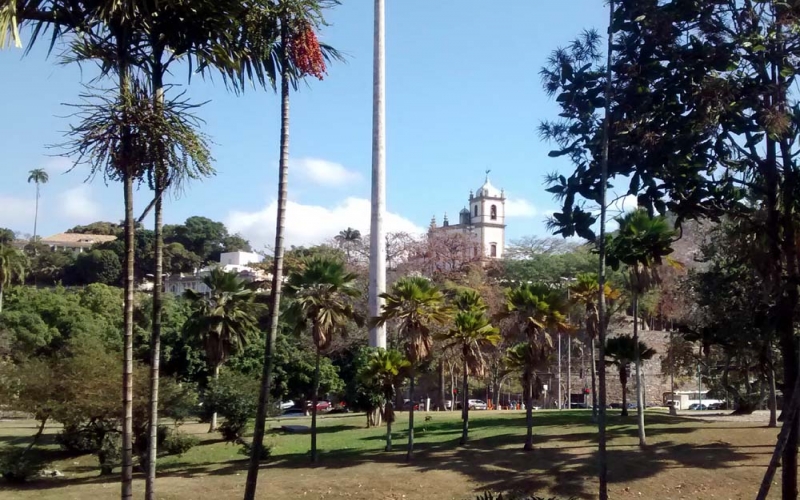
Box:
428;173;506;260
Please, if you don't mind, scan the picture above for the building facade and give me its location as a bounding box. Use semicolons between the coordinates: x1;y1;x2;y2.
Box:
164;251;267;295
428;173;506;260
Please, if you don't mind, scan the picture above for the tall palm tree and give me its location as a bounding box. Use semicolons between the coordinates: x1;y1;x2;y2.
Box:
26;168;48;243
369;0;387;350
360;348;410;452
505;282;569;450
608;208;676;446
439;289;499;445
247;3;343;490
373;276;449;460
604;335;656;417
284;256;361;462
336;227;361;263
184;268;257;432
0;244;26;313
570;273;621;421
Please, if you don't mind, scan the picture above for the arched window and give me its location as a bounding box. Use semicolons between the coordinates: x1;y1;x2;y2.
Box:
473;205;478;217
490;205;497;220
490;243;497;257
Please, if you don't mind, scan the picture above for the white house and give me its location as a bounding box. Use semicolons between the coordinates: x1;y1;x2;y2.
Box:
165;251;267;295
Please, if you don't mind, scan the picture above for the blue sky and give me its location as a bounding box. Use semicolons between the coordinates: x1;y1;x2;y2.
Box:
0;1;609;250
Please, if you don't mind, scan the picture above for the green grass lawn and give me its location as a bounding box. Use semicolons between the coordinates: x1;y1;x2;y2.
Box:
0;409;785;499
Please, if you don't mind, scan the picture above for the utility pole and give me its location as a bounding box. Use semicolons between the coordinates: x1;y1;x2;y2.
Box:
558;333;562;410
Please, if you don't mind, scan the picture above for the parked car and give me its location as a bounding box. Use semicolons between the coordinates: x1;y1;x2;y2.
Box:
468;399;488;410
571;403;588;409
306;400;332;411
609;403;624;409
281;408;306;417
275;400;294;410
707;402;725;410
688;403;708;410
403;399;421;411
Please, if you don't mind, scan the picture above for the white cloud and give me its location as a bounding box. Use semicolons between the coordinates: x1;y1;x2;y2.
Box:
226;196;423;249
0;195;35;231
292;158;361;187
43;157;76;175
58;185;102;223
505;198;537;218
610;194;638;214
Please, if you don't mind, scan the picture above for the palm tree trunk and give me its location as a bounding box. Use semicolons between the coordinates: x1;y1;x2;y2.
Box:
406;372;415;461
0;282;4;314
438;358;446;411
620;367;628;417
33;183;39;243
632;291;646;446
460;357;469;445
368;0;387;349
311;348;321;463
590;337;598;422
121;171;135;500
209;363;220;433
769;363;778;428
385;401;393;451
145;63;165;500
244;26;293;500
524;374;533;451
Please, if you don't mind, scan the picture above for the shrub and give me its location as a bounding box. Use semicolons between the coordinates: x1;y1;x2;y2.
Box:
161;431;199;457
97;434;121;475
0;446;50;483
160;382;200;424
238;440;272;462
56;424;100;453
204;372;259;443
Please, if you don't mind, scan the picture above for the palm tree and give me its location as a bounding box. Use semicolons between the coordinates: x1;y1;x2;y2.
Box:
247;3;343;490
0;245;26;313
373;276;449;460
369;0;387;350
184;268;257;432
360;348;410;451
336;227;362;263
284;256;361;462
27;168;48;243
604;335;656;417
608;208;676;446
439;289;499;445
505;282;569;450
505;342;547;449
570;273;621;422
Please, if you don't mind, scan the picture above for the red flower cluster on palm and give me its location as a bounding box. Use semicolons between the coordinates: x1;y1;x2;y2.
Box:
289;24;326;80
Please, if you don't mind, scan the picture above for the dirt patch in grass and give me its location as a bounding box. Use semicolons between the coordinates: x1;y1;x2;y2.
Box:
0;410;785;499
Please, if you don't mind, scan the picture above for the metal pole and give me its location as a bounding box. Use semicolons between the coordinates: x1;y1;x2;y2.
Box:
698;361;702;409
558;333;562;410
567;337;572;409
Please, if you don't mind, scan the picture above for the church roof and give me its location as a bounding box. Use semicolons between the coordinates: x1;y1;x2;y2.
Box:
476;173;502;198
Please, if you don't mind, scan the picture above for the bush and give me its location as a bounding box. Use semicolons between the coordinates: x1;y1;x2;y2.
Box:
97;434;121;475
161;431;199;457
204;372;259;443
160;382;200;424
0;447;50;483
56;424;100;453
238;440;272;462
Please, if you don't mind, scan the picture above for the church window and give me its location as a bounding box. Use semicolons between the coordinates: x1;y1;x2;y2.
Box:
473;205;478;217
490;205;497;220
490;243;497;257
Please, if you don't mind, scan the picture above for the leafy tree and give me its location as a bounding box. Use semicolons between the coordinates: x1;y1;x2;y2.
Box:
284;256;360;462
332;345;384;425
439;289;499;445
68;221;124;236
359;348;410;451
162;242;203;275
164;216;249;263
27;168;49;243
184;268;258;431
373;276;449;460
71;249;122;286
604;336;656;417
25;244;74;286
0;244;26;313
0;228;15;245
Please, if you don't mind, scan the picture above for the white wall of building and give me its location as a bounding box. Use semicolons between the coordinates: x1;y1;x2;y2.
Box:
219;251;261;267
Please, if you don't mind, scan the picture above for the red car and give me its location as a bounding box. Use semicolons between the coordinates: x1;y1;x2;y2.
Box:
306;400;332;411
